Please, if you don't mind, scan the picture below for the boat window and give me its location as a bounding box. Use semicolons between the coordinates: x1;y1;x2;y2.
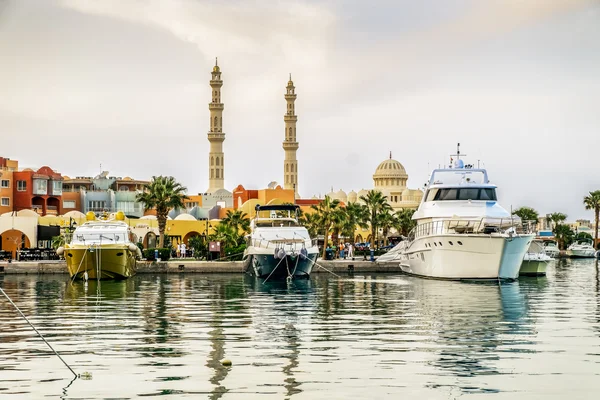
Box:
479;188;496;200
425;189;438;202
434;189;458;201
458;188;479;200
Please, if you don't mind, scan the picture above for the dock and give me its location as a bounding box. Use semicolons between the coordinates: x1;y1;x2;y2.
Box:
0;259;402;275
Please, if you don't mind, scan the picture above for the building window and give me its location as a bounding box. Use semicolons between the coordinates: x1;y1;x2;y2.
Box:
52;180;63;195
119;186;129;191
1;180;9;188
1;198;9;206
63;200;76;209
17;180;27;191
33;179;48;195
88;200;106;211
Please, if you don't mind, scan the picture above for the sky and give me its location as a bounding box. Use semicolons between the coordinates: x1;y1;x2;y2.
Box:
0;0;599;220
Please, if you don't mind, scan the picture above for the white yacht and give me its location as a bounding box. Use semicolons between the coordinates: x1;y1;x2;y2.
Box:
542;240;560;259
566;239;596;258
398;145;535;280
520;240;552;276
242;205;319;280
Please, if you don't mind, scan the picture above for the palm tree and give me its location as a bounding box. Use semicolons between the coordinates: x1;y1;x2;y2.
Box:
395;208;416;237
360;190;392;249
136;176;189;248
512;206;539;223
311;195;341;258
342;202;368;244
209;223;238;249
548;212;567;232
554;224;574;250
221;209;250;244
299;211;321;239
377;209;397;247
583;190;600;249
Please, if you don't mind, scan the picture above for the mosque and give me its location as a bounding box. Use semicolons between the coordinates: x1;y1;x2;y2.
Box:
324;153;423;210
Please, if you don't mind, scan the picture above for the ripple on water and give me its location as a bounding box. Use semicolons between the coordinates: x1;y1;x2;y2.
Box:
1;259;600;398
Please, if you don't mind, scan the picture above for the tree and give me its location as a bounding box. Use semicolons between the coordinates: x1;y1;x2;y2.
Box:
221;209;250;244
395;208;416;237
553;224;574;250
341;202;368;244
583;190;600;249
512;206;539;223
548;212;567;229
208;223;238;249
360;190;392;249
377;209;397;247
299;211;321;239
188;235;206;260
311;195;341;258
136;176;189;248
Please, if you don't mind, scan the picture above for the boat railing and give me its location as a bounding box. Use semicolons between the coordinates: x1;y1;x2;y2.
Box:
70;232;127;245
409;218;534;241
247;237;317;251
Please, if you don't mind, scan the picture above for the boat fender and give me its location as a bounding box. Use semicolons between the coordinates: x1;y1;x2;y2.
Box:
274;247;280;259
136;247;143;259
128;243;138;252
56;247;65;256
278;248;286;259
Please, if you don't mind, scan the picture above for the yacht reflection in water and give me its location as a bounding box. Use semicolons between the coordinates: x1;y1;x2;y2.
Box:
411;279;534;393
243;276;315;398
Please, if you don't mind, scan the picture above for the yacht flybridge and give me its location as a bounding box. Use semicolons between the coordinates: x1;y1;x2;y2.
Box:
398;144;534;280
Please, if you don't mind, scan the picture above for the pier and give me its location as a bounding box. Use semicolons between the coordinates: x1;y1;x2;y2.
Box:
0;259;402;275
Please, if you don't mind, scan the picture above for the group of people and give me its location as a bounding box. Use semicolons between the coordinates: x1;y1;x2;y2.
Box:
172;242;190;258
330;242;354;259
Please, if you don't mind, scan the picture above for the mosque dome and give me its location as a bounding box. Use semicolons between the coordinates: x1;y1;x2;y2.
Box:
347;190;358;203
373;156;409;190
334;189;347;202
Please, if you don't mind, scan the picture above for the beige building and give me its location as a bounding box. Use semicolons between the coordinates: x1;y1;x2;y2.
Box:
327;154;423;211
207;58;226;193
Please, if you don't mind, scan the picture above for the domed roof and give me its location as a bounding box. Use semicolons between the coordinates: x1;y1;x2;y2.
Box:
347;190;358;203
374;158;408;179
333;189;347;201
175;213;196;221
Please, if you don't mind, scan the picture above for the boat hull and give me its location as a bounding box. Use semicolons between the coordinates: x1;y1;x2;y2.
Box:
65;245;137;280
566;249;596;258
519;260;548;276
244;253;316;280
400;234;534;280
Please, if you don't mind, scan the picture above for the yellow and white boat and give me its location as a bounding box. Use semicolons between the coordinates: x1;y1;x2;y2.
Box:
57;211;141;280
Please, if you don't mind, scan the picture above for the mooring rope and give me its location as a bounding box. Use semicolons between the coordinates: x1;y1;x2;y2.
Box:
262;255;287;284
0;286;77;378
70;246;90;282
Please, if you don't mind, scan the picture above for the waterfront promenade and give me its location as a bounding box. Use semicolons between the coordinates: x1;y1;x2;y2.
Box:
0;259;402;275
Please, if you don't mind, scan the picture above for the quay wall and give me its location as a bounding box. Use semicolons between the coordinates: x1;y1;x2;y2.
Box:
0;260;402;275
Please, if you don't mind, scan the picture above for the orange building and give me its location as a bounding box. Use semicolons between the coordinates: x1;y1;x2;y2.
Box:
13;166;64;216
0;157;18;214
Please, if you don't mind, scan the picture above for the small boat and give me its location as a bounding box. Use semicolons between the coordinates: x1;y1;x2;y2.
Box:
57;211;140;280
566;239;596;258
542;240;560;259
243;204;318;280
520;240;552;276
397;144;535;280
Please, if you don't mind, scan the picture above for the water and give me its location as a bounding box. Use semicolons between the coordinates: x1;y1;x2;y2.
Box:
1;259;600;399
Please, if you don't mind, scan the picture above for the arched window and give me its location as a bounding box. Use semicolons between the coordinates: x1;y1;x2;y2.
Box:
289;127;293;137
286;164;289;172
211;157;214;166
216;169;220;179
216;156;220;166
210;169;214;178
214;116;218;127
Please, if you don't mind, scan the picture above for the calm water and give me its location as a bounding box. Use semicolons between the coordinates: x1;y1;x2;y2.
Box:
1;259;600;399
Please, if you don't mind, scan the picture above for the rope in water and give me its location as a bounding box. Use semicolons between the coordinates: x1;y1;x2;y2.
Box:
0;286;77;378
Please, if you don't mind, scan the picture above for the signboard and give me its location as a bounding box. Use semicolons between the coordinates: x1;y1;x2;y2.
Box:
209;241;221;252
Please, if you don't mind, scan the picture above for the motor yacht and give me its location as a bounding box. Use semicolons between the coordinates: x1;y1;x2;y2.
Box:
566;239;596;258
242;204;318;280
542;240;560;259
398;144;535;280
57;211;140;280
520;240;552;276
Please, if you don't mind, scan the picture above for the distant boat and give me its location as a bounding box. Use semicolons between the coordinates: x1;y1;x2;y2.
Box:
542;240;560;259
566;239;596;258
396;144;534;280
57;211;140;280
520;240;552;276
242;205;319;280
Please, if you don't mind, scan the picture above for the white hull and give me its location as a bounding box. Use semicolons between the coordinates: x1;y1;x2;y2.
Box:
566;249;596;258
544;248;560;259
400;234;534;280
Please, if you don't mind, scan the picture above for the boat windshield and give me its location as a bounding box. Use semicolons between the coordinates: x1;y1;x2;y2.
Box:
71;232;127;244
255;219;300;228
425;187;497;201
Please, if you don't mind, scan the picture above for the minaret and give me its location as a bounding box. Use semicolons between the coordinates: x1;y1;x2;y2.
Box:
283;74;299;198
207;58;225;193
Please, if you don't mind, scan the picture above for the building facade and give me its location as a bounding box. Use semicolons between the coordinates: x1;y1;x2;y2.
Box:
12;166;64;216
207;58;226;193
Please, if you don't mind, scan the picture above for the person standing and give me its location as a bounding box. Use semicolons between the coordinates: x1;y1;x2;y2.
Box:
347;243;354;259
176;243;181;258
180;242;187;258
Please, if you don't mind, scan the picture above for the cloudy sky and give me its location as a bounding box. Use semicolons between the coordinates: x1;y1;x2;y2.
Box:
1;0;599;220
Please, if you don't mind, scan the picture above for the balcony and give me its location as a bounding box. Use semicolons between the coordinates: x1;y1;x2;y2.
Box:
46;206;58;216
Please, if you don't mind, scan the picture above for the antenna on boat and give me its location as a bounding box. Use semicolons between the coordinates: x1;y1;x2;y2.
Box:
450;142;467;168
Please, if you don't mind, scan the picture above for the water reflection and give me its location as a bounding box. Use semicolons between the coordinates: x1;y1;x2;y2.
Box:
1;265;600;398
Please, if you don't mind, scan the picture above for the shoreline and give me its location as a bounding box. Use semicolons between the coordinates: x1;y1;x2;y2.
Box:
0;259;402;275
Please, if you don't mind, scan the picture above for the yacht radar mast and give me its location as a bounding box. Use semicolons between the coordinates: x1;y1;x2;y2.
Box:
450;142;467;168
